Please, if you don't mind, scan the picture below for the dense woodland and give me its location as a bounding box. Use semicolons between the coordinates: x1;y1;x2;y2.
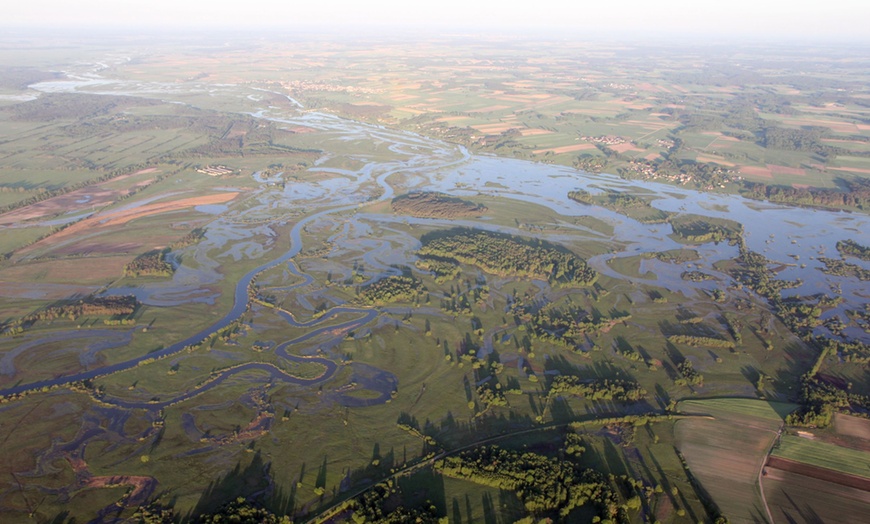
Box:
525;302;631;350
435;446;622;520
171;227;207;249
670;218;742;244
414;256;460;283
547;375;647;402
391;191;487;218
741;177;870;210
356;275;424;306
124;250;173;278
28;295;138;322
567;189;671;223
418;228;597;287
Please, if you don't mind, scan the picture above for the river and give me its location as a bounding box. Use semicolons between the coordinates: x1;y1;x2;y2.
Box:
1;70;867;403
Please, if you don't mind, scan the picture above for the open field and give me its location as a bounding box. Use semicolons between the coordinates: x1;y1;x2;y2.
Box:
675;399;795;523
762;466;870;524
772;434;870;479
834;412;870;440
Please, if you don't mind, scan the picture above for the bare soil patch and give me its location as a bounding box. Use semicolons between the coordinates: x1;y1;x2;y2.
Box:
829;166;870;175
610;143;645;153
467;105;510;113
696;155;735;167
0;188;118;225
17;192;238;257
782;117;859;133
520;128;554;136
0;281;97;300
739;166;774;179
0;256;129;284
766;456;870;491
532;144;596;155
763;467;870;524
767;164;806;176
472;123;517;134
834;413;870;441
0;170;162;225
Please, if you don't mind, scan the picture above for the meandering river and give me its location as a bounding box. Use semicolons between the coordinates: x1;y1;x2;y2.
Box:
1;71;868;404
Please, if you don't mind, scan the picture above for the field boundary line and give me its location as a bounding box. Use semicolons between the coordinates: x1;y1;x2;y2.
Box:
757;426;782;524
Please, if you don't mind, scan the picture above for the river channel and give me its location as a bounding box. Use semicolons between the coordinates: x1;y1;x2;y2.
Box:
1;71;868;404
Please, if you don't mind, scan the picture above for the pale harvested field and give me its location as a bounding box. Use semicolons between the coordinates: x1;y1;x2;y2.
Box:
610;143;645;153
559;109;616;116
740;166;774;179
0;187;119;225
532;144;596;155
467;105;511;113
435;116;470;123
696;155;735;167
472;123;517;134
834;413;870;440
624;119;670;129
519;128;554;136
822;139;867;145
829;166;870;175
636;82;672;93
17;192;238;257
395;107;426;115
767;164;806;176
0;170;160;225
767;456;870;489
0;256;129;284
0;281;99;300
492;94;548;103
782;118;859;133
707;137;741;149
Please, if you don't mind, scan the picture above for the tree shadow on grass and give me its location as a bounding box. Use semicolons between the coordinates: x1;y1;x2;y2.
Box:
185;451;271;521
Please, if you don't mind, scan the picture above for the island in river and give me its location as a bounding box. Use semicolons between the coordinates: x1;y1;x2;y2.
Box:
0;33;868;524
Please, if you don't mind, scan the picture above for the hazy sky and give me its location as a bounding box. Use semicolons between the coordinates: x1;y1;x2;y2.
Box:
6;0;870;42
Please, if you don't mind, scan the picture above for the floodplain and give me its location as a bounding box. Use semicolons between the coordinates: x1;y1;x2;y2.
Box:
0;34;868;523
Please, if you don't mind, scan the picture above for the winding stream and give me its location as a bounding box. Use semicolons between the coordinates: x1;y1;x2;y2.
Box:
2;71;869;405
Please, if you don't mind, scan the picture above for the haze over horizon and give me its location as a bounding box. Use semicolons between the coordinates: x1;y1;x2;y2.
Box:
4;0;870;43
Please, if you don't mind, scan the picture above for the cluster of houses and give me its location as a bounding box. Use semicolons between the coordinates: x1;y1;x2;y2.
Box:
280;80;380;95
196;165;235;176
581;135;626;145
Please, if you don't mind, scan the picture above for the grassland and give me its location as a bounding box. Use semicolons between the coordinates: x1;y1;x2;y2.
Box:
772;434;870;479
